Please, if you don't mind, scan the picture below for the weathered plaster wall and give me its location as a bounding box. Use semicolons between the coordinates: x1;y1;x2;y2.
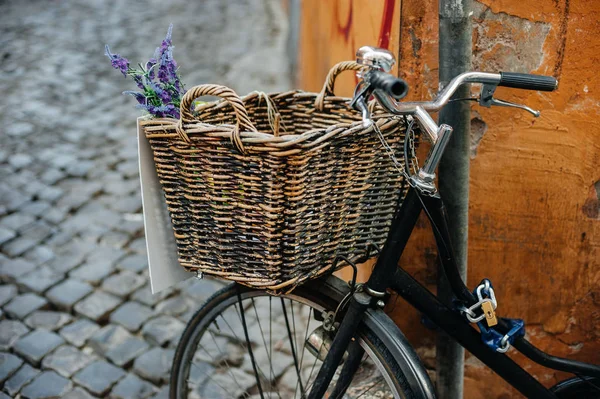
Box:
299;0;600;397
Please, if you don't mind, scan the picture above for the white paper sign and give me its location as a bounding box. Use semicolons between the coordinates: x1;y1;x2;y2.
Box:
137;117;193;293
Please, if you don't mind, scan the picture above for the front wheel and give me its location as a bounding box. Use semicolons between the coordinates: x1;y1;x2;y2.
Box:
170;276;435;398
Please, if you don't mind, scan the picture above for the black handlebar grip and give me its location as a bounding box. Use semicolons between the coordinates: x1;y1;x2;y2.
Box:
499;72;558;92
369;71;409;99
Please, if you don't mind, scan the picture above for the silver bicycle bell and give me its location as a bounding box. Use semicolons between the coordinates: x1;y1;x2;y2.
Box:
356;46;396;72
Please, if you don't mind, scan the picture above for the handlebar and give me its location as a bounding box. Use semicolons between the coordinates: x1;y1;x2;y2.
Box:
498;72;558;92
370;72;500;114
367;71;558;115
368;71;409;100
363;70;558;144
352;45;559;195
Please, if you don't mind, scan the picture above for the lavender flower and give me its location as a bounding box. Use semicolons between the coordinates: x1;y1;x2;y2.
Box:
163;104;179;118
159;24;173;54
132;74;146;90
104;45;129;77
105;24;185;119
146;58;157;79
123;91;147;105
137;103;179;119
153;24;183;91
150;82;172;104
157;42;175;83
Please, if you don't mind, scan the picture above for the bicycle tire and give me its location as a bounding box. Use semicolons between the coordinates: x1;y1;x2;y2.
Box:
170;276;435;398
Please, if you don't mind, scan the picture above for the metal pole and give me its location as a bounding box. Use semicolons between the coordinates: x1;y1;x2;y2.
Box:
437;0;472;398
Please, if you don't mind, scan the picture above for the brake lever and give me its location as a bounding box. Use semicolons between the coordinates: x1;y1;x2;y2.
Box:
488;97;540;117
350;81;374;127
478;83;540;117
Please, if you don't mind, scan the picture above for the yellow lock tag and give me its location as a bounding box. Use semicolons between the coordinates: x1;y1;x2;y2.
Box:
481;301;498;327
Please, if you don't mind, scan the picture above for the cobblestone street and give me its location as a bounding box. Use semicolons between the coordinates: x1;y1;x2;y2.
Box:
0;0;290;397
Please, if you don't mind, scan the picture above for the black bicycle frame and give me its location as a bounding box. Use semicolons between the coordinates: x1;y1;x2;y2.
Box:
308;186;600;399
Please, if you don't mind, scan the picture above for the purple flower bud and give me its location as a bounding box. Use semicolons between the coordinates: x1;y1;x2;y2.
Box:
146;58;157;79
167;58;178;79
160;92;171;104
157;46;175;83
162;24;173;48
145;104;161;117
163;104;179;119
135;102;180;119
132;74;145;90
123;91;147;105
141;104;177;119
135;104;151;114
149;82;172;104
157;69;168;83
105;45;129;77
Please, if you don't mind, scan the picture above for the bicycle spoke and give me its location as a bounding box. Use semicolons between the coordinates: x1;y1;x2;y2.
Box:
294;307;313;398
268;297;283;399
297;306;313;371
303;335;327;395
290;298;299;357
223;299;292;398
238;289;265;399
193;345;238;396
251;298;283;399
270;297;273;396
206;330;246;395
186;364;231;396
282;297;306;397
218;313;244;344
355;376;385;398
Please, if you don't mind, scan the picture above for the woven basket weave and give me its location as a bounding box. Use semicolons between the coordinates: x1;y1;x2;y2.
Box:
141;61;419;292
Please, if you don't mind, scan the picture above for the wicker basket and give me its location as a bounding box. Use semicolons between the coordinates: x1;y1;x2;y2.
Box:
140;61;419;292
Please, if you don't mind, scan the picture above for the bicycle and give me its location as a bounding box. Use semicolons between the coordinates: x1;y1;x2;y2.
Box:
169;47;600;398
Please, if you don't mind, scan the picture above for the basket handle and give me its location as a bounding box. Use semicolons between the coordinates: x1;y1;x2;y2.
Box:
177;84;257;153
314;61;366;111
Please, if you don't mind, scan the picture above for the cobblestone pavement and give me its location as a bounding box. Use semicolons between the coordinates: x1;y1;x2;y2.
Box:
0;0;290;397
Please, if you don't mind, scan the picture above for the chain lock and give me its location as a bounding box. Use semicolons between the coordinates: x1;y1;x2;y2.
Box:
459;279;525;353
460;279;498;326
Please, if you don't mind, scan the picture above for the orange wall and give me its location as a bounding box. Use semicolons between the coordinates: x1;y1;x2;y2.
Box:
298;0;600;397
299;0;401;95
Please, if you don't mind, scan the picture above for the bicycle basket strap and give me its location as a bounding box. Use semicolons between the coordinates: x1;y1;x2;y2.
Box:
177;84;257;153
314;61;365;111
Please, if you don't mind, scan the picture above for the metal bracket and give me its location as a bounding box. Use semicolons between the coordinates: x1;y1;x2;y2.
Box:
479;318;525;353
332;255;359;291
364;242;382;259
363;285;387;298
410;174;438;196
478;83;497;107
